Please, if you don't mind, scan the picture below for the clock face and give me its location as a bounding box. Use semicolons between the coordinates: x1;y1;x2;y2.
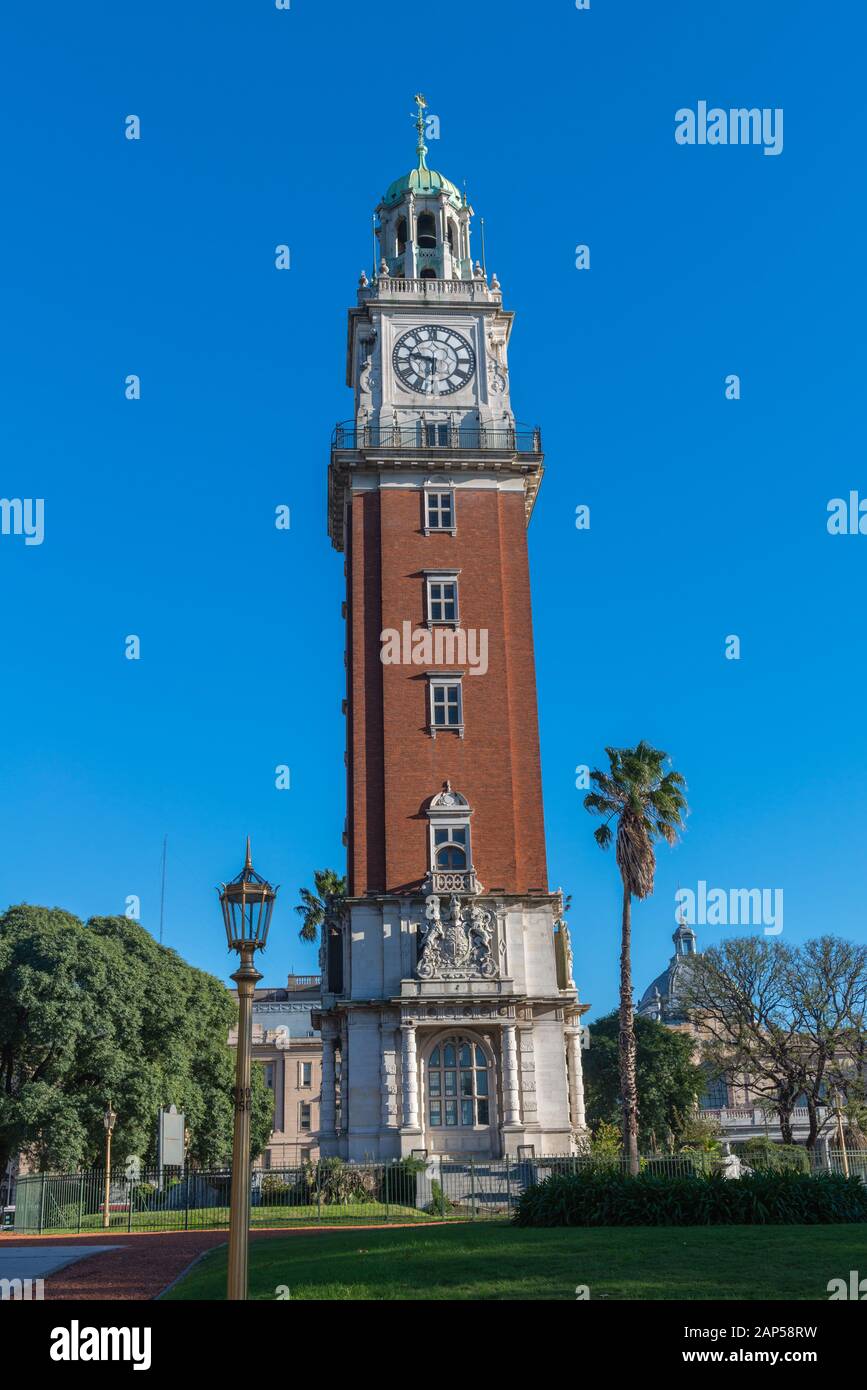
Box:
392;325;475;396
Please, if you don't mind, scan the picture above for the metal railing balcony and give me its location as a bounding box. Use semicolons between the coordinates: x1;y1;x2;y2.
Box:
332;421;542;454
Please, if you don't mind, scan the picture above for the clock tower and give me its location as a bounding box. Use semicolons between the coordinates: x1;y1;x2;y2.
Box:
317;98;587;1160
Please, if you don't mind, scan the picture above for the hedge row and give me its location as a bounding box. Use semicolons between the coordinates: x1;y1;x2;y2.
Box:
513;1169;867;1227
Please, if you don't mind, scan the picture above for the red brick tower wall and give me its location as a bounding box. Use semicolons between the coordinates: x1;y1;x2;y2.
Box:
346;482;549;898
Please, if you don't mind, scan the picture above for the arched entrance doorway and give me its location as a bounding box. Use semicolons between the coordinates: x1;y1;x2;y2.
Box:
422;1034;497;1156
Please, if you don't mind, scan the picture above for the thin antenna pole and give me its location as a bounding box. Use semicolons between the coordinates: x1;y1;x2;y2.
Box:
480;217;487;276
159;835;167;945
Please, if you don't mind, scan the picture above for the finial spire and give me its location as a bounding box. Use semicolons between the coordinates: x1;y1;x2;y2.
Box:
413;93;428;170
245;835;252;871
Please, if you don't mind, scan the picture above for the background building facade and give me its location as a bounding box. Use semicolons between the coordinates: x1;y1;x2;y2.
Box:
230;973;322;1167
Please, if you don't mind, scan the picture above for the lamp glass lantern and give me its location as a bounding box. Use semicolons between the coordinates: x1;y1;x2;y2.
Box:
104;1104;117;1134
217;837;278;953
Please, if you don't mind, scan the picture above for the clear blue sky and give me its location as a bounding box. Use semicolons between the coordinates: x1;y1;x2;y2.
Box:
2;1;865;1019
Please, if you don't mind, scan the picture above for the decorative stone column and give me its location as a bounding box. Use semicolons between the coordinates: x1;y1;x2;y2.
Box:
406;193;417;278
437;194;449;277
501;1023;521;1126
565;1025;587;1133
380;1018;399;1130
319;1029;337;1137
400;1021;421;1130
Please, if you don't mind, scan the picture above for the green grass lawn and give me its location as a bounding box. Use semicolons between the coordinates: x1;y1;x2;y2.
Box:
35;1201;430;1236
162;1221;867;1301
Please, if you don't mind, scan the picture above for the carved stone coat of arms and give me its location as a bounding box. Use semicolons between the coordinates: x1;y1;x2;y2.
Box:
417;894;497;980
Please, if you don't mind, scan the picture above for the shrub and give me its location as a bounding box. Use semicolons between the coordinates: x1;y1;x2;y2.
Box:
642;1152;716;1177
260;1175;292;1203
426;1179;455;1217
513;1169;867;1227
311;1157;377;1206
677;1113;723;1152
379;1157;426;1206
741;1138;810;1174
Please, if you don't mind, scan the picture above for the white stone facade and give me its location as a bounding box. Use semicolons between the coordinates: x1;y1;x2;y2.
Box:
315;896;586;1160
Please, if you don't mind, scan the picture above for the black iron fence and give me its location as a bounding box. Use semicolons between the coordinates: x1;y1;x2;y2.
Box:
10;1149;865;1235
332;422;542;454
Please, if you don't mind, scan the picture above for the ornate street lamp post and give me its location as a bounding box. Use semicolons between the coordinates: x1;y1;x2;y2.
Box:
102;1103;117;1230
217;838;278;1301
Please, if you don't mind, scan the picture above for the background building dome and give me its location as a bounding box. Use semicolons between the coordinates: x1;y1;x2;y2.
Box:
637;920;699;1024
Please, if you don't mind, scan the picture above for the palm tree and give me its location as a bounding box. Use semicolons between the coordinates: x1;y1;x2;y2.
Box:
584;742;687;1174
294;869;347;943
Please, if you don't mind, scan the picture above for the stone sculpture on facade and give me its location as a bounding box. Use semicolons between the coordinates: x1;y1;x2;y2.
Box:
417;893;496;980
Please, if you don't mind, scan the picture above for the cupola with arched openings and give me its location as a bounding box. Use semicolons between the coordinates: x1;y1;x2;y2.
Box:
374;94;475;282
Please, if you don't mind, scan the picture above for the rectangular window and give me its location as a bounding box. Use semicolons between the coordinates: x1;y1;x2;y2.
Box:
425;423;449;446
298;1061;312;1088
430;1101;442;1127
427;578;458;625
263;1064;275;1091
425;490;455;532
430;679;462;731
299;1102;312;1131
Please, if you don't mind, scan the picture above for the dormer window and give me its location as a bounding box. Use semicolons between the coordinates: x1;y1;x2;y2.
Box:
425;783;474;884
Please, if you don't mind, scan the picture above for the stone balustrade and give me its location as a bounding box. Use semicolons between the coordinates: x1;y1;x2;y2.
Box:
359;275;500;303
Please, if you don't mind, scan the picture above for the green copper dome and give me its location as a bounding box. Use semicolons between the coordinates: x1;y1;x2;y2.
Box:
382;164;463;210
382;93;465;211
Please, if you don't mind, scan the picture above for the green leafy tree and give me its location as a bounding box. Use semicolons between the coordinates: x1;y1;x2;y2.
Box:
677;1112;722;1154
294;869;346;944
584;742;687;1173
681;934;867;1149
584;1011;705;1151
589;1120;622;1158
0;905;273;1174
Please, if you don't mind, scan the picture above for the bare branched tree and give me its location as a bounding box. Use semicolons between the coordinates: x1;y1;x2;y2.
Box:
682;935;867;1148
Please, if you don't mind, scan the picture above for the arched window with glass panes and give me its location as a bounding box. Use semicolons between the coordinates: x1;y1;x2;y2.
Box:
426;785;474;887
432;822;469;869
698;1065;729;1110
426;1036;490;1129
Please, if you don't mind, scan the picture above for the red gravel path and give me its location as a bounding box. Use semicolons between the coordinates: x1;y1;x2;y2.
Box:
1;1222;437;1301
